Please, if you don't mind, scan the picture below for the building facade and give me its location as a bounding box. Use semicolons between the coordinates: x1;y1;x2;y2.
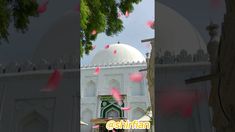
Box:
80;44;151;132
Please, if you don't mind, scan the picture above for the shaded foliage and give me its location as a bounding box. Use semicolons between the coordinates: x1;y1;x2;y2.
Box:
80;0;142;57
0;0;38;43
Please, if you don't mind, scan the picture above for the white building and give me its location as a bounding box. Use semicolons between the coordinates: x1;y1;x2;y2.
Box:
0;1;214;132
80;43;151;132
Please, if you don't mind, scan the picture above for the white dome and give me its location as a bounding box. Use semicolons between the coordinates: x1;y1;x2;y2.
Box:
91;43;146;65
156;2;207;54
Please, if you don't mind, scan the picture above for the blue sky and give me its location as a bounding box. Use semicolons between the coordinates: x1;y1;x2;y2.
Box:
81;0;155;65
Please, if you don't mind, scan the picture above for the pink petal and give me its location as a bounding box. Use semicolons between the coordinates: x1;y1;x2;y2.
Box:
129;72;144;82
37;5;47;14
92;45;96;50
37;0;49;14
111;88;122;105
105;44;110;49
121;106;131;111
74;4;80;12
113;50;117;55
180;105;193;118
41;69;62;92
94;67;100;75
91;30;97;35
118;12;122;18
158;89;206;116
125;11;129;17
92;125;100;129
146;20;154;28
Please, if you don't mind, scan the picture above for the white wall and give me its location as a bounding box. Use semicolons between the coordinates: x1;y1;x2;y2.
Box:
80;64;150;126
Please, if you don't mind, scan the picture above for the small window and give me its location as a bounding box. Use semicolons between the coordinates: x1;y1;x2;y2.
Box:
85;81;96;97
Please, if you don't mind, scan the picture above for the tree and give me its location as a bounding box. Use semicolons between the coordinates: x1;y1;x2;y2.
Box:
80;0;142;57
0;0;38;43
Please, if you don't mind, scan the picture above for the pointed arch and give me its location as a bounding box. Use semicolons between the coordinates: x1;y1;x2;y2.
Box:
101;103;123;118
85;80;96;97
106;108;120;118
18;111;49;132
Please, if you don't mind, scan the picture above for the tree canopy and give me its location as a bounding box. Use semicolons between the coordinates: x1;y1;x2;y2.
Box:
80;0;142;57
0;0;38;43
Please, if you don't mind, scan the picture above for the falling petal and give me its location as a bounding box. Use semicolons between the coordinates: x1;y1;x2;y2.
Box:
37;5;47;14
74;4;80;12
111;88;122;105
91;30;97;35
94;67;100;75
37;0;49;14
92;125;100;129
180;105;193;118
118;12;122;18
158;89;206;116
125;11;129;17
41;69;62;92
105;44;110;49
113;50;117;55
129;72;144;82
121;106;131;111
92;45;96;50
146;20;154;28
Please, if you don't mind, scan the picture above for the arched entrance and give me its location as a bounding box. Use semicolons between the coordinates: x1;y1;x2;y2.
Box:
91;95;126;132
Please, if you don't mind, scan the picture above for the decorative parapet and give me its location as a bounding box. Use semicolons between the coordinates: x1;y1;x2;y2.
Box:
0;57;80;74
156;49;209;64
0;59;146;74
0;49;208;74
81;60;147;69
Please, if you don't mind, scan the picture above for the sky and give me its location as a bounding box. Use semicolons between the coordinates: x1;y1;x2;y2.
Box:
81;0;155;65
